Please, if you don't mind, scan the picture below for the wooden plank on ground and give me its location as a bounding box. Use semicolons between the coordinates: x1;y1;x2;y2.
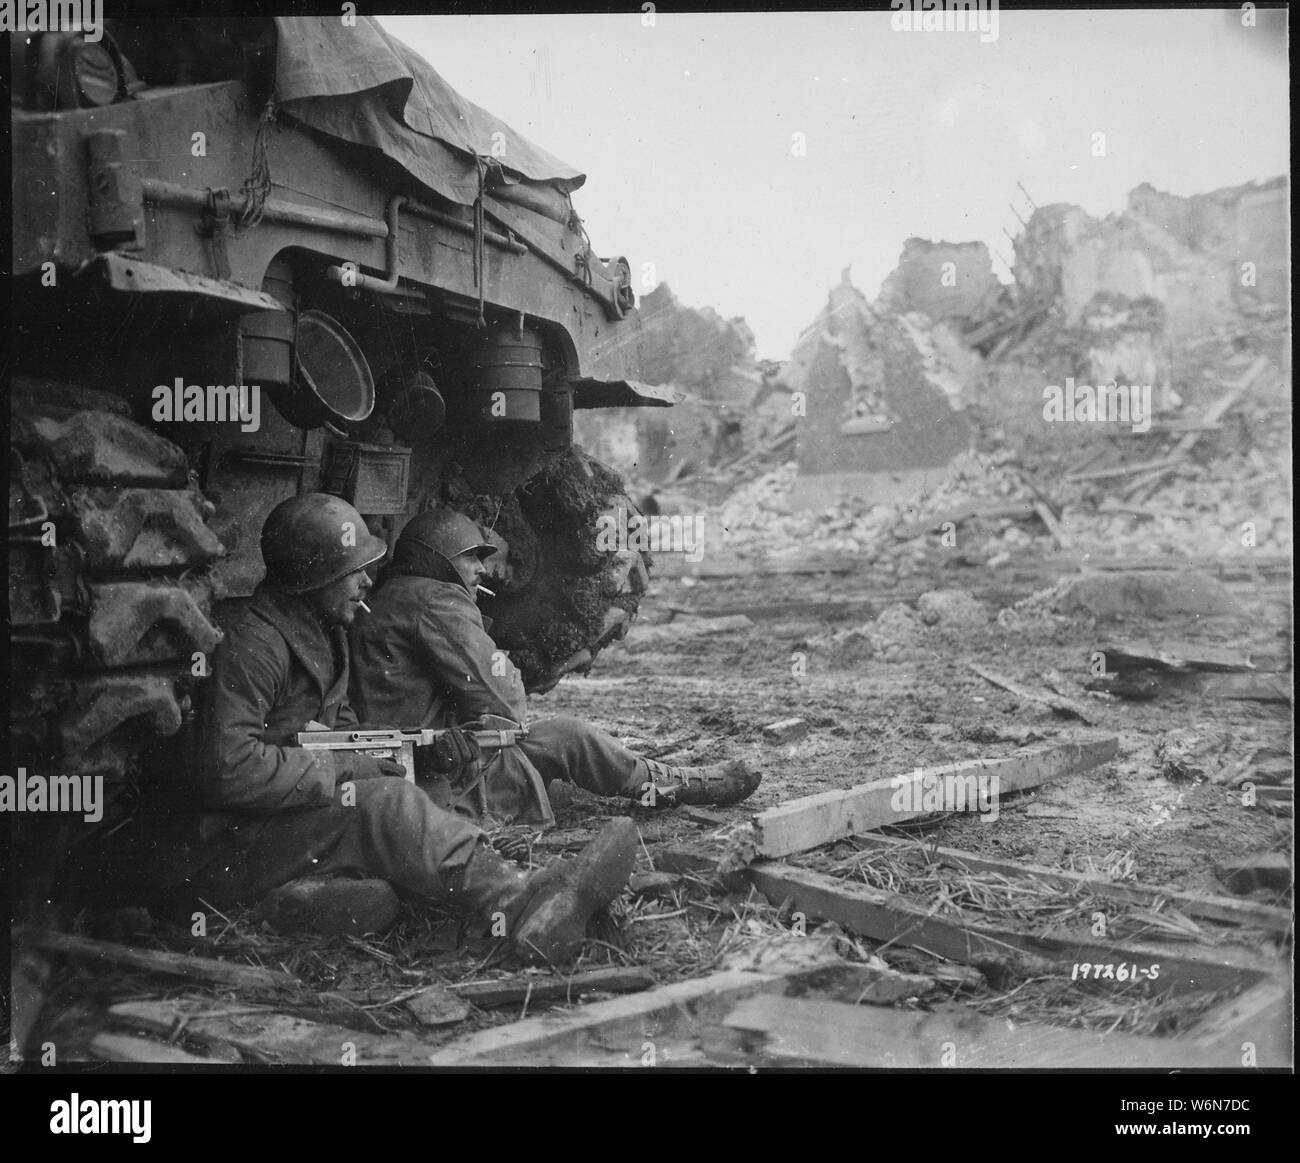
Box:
850;833;1293;935
750;736;1118;859
1065;455;1184;483
1196;673;1293;703
746;862;1272;997
428;969;788;1066
452;967;655;1009
28;930;302;993
722;994;1260;1069
1098;638;1258;674
1089;671;1293;704
1033;501;1070;549
1214;852;1292;895
968;662;1099;723
679;805;728;827
89;1032;244;1065
107;999;434;1066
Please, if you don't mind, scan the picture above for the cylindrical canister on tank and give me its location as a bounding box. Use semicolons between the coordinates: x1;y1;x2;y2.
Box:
239;255;295;385
472;325;544;423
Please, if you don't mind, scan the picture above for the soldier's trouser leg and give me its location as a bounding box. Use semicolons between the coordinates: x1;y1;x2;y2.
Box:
186;779;482;909
518;715;644;798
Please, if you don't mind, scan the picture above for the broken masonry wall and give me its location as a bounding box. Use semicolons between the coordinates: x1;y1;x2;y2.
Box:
1126;177;1288;309
789;277;972;488
634;283;760;406
573;282;763;483
1228;180;1290;309
877;238;1003;325
1011;203;1093;304
1021;177;1287;342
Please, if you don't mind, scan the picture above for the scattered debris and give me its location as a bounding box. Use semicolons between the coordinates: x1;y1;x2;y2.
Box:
1097;638;1260;674
850;833;1292;935
967;662;1098;723
678;806;728;828
1214;853;1292;896
88;1032;242;1065
405;983;471;1027
761;718;810;744
27;930;303;994
427;969;794;1067
745;861;1270;996
626;871;682;897
451;967;656;1009
107;998;433;1066
917;589;989;629
1052;571;1238;620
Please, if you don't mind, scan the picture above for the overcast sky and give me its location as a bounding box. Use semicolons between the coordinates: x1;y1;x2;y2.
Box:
379;10;1288;360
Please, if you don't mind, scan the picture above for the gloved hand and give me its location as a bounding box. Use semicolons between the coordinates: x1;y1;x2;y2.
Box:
316;751;406;782
427;727;482;776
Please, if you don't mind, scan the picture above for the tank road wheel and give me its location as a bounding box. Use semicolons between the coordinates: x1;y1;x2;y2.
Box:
8;380;225;917
465;448;652;694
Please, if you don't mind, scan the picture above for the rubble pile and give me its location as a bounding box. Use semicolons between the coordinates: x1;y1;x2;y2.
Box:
695;175;1290;567
705;447;1037;564
970;177;1290;559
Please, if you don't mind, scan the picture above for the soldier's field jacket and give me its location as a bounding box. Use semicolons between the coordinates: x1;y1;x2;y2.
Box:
191;586;359;828
348;574;527;729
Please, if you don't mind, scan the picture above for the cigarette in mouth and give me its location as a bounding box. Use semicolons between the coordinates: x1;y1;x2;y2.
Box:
477;584;496;598
358;600;372;613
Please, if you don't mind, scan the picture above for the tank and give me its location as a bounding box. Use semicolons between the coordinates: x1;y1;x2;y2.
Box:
8;17;670;909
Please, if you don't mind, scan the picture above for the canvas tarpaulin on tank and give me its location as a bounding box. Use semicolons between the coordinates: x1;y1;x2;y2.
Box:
273;16;585;209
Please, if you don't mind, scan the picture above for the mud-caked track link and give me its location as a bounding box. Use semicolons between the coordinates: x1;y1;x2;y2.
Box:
466;447;652;694
10;382;225;796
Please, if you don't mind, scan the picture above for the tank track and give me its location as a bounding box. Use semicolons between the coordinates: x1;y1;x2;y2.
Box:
9;380;226;833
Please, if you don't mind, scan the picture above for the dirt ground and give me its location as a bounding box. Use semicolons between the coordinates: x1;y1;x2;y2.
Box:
30;543;1290;1066
574;557;1291;892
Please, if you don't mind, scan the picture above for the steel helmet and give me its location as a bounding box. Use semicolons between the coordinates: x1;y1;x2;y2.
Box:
261;493;388;593
398;508;498;563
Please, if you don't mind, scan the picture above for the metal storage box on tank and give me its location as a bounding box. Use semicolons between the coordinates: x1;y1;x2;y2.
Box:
321;441;412;515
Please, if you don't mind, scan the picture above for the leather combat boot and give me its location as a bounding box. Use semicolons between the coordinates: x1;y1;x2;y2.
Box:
633;757;761;808
448;817;638;965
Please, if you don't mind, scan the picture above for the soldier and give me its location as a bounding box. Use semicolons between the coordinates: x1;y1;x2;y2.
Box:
348;508;761;820
183;493;637;964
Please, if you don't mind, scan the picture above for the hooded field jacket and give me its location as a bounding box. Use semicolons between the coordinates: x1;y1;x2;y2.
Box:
348;574;527;730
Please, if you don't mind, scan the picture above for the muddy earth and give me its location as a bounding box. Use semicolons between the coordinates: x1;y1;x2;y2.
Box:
29;542;1290;1064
